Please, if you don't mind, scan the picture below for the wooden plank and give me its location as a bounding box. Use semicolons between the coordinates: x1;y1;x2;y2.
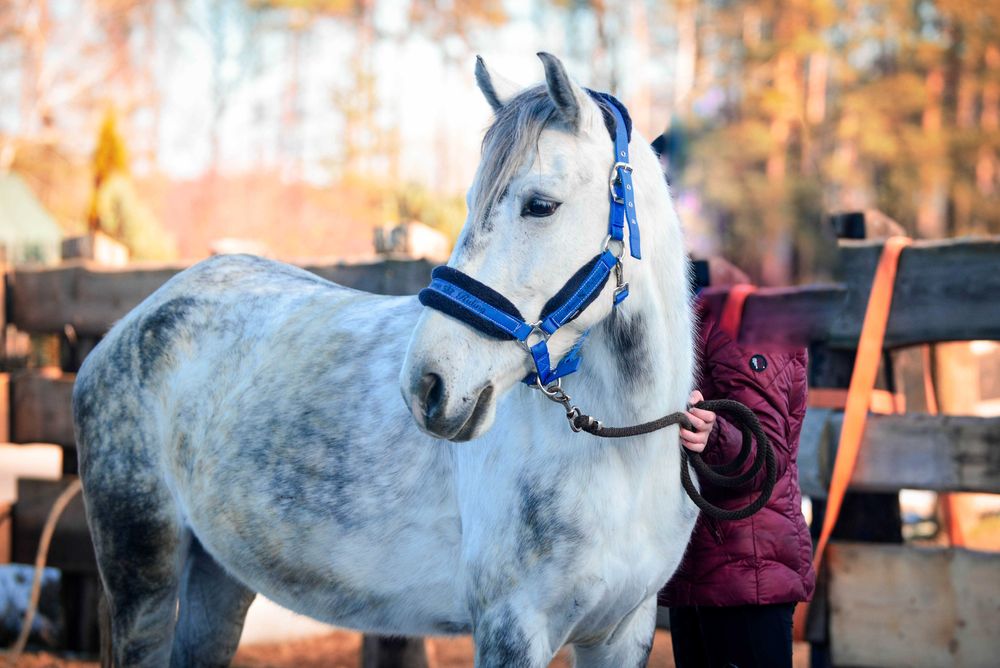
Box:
8;238;999;346
828;542;1000;667
7;261;184;336
305;258;433;297
12;477;95;575
839;412;1000;494
799;411;1000;497
827;237;1000;348
8;258;433;336
11;370;76;448
703;237;1000;349
796;407;834;499
699;284;847;352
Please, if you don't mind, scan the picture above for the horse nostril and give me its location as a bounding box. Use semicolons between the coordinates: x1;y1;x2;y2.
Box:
418;372;444;419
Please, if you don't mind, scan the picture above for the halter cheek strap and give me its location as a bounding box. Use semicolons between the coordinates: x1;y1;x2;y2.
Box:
596;93;641;261
418;94;638;387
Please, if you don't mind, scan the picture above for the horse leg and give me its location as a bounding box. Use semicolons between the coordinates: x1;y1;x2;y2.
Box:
170;535;256;668
86;483;186;668
473;604;554;668
572;597;657;668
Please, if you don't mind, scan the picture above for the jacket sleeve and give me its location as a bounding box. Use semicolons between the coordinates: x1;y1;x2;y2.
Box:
695;311;808;489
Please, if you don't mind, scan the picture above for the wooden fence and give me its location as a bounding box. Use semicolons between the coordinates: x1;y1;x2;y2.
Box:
3;237;999;665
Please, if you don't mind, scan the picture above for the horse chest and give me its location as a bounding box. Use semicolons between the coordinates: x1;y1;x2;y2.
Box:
463;453;695;624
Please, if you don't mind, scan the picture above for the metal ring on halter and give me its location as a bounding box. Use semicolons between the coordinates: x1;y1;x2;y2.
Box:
517;322;549;353
602;234;626;260
608;161;633;204
532;375;562;397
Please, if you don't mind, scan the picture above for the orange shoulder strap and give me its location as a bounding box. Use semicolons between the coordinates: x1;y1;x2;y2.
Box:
719;283;757;341
793;236;912;640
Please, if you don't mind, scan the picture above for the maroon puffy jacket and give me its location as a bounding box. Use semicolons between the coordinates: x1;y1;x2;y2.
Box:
659;298;816;607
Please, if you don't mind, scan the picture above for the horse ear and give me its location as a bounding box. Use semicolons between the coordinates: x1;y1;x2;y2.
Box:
537;52;586;129
475;56;520;113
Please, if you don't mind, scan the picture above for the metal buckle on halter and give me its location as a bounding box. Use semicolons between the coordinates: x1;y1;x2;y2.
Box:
608;161;633;204
602;234;626;260
517;322;549;353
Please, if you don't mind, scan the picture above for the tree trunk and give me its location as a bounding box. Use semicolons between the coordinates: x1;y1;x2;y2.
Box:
977;44;999;197
918;67;947;239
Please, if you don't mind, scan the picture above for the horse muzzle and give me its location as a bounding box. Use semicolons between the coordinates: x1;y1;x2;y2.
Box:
402;368;496;442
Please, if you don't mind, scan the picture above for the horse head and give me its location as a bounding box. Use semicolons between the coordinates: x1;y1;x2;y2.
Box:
401;52;667;441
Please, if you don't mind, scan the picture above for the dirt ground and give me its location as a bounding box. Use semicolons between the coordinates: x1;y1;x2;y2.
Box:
9;630;811;667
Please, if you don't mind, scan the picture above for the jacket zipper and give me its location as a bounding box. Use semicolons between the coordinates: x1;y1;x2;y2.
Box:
706;516;724;544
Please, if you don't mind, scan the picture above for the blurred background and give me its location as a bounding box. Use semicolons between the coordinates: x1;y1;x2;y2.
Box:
2;0;998;283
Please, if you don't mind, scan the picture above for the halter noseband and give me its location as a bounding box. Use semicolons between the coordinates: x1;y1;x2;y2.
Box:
418;92;639;387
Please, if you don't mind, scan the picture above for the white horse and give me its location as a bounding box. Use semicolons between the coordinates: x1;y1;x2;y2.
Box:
73;53;697;667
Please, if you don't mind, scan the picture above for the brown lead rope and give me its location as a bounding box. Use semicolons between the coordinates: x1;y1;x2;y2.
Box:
536;384;777;521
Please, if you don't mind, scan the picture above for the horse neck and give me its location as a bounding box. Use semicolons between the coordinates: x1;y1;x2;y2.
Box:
574;177;694;434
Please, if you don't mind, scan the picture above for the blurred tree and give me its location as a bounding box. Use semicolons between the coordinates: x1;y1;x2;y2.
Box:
88;108;176;260
88;109;130;231
667;0;999;284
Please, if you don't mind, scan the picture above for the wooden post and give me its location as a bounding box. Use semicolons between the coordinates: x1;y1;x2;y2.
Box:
931;341;980;547
360;635;429;668
0;502;10;563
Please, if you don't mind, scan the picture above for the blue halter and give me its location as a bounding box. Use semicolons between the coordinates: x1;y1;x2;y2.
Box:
419;93;640;387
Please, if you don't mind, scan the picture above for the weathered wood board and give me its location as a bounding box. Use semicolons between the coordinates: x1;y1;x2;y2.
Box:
702;237;1000;349
7;262;184;336
828;237;1000;348
828;542;1000;668
797;407;834;499
7;258;434;336
699;284;847;352
12;477;94;574
9;238;1000;348
798;410;1000;496
11;370;76;448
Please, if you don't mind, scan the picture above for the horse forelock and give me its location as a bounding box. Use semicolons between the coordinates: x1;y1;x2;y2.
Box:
468;86;623;248
471;86;559;233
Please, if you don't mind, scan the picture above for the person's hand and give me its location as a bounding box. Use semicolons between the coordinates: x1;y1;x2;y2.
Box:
680;390;715;453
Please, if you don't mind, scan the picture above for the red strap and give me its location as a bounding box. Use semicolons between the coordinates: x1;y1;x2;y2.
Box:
793;236;911;641
719;284;757;341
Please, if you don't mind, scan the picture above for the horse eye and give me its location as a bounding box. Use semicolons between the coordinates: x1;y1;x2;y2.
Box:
521;197;561;218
